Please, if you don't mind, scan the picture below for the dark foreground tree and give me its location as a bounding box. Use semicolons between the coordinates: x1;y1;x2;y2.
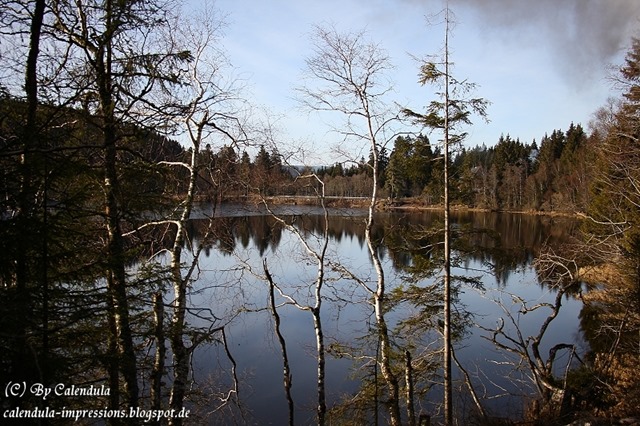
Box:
50;0;197;408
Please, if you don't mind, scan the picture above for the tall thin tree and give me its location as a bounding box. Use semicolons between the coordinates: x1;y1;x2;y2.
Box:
50;0;195;409
402;5;489;424
298;25;401;425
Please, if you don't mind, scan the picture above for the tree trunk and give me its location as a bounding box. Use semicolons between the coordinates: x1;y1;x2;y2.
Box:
314;196;329;426
98;0;139;408
106;296;121;412
104;138;139;409
443;8;453;425
313;306;326;425
168;274;188;425
405;350;416;426
10;0;47;389
366;142;401;426
265;260;294;426
151;292;165;411
168;134;200;425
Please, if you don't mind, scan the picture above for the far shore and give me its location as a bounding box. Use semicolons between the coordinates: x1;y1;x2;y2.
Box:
242;195;585;218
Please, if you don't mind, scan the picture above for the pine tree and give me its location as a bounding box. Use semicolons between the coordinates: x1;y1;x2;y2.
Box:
402;6;488;423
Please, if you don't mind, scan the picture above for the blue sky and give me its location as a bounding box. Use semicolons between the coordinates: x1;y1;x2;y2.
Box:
205;0;640;164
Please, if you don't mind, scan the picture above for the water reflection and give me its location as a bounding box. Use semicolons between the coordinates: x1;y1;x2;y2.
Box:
189;206;580;270
184;207;583;424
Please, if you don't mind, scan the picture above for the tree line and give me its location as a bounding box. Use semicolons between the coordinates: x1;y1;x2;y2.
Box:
108;120;592;214
69;120;590;213
385;122;591;212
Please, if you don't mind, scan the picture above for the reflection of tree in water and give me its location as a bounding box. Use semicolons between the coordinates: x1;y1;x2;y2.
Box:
182;215;287;257
184;211;580;281
179;210;583;423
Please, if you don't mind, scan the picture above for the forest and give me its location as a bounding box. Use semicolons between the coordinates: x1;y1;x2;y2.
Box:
1;1;639;425
239;123;592;213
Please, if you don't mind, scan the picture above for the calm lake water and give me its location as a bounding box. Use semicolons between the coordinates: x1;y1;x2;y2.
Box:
185;206;585;425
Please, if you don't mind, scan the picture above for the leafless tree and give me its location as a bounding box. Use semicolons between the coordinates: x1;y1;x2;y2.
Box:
263;258;295;426
122;3;247;421
297;24;402;425
163;9;245;422
480;249;583;419
257;171;331;425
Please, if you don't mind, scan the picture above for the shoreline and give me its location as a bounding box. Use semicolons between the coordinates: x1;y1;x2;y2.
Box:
243;195;585;218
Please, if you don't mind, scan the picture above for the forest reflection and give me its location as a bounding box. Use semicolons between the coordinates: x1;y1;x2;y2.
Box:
99;93;636;426
175;208;585;424
184;208;580;280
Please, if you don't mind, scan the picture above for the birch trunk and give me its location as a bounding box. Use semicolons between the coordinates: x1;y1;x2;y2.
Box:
365;122;401;426
313;197;329;425
168;134;200;424
405;350;416;426
151;292;165;411
265;260;294;426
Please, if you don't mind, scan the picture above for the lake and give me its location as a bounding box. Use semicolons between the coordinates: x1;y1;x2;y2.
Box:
183;206;585;425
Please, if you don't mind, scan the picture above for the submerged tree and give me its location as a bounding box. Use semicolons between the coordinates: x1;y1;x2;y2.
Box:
402;6;489;425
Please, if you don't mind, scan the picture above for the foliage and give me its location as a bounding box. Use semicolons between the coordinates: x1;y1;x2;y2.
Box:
386;135;435;199
568;36;640;421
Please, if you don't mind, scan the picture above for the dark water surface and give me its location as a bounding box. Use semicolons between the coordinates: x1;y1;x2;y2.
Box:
186;207;585;424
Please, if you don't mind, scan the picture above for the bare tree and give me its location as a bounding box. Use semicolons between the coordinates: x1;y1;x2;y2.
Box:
258;172;331;425
480;249;583;419
122;3;247;421
297;25;402;425
263;259;295;426
164;10;245;422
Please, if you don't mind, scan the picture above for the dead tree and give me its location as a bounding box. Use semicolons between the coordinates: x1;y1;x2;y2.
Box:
480;249;584;419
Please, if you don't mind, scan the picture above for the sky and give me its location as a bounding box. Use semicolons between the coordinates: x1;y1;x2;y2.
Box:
203;0;640;164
